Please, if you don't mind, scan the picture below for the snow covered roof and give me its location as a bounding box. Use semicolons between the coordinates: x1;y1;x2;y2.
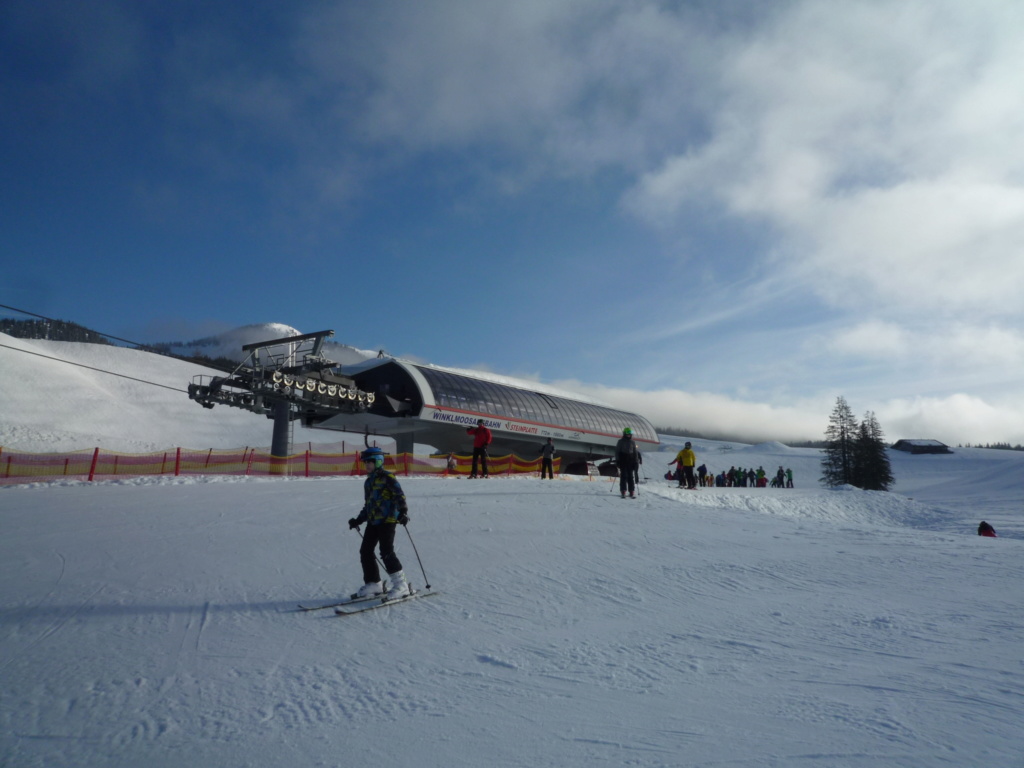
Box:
892;439;953;454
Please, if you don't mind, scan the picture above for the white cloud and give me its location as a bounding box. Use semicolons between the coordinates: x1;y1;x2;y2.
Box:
177;0;1024;329
624;0;1024;318
300;0;1024;436
294;0;722;177
300;1;589;148
828;319;1024;373
549;377;1024;446
828;320;911;359
801;179;1024;315
555;379;830;443
879;393;1024;445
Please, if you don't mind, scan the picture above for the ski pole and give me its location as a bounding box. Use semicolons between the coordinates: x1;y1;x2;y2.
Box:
403;525;431;590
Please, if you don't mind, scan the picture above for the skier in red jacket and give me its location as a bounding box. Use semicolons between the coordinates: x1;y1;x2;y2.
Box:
467;419;492;478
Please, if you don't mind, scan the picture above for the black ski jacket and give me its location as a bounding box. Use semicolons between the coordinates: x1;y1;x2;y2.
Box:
615;436;638;470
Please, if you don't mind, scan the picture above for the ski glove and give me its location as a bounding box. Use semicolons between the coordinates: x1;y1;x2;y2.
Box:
348;517;360;530
397;513;410;526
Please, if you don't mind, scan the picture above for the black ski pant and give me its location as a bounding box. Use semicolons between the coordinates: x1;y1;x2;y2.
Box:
541;457;554;479
683;466;696;489
471;447;489;476
359;523;402;584
619;462;636;495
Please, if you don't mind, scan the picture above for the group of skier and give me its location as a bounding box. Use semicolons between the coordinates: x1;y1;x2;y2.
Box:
714;465;794;488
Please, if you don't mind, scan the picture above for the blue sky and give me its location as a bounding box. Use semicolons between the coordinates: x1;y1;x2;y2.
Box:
4;0;1024;444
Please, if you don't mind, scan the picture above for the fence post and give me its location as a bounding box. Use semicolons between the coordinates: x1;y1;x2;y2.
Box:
305;449;310;478
88;447;100;482
174;447;181;476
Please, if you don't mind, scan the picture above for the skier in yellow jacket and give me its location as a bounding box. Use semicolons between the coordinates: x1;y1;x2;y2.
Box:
670;442;697;489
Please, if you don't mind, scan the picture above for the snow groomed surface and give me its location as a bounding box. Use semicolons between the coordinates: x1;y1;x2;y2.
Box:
2;442;1022;767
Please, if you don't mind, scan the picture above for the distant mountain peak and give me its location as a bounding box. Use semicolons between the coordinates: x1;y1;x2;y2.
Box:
156;323;376;365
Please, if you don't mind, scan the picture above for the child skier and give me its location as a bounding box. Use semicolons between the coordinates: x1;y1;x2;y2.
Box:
348;446;411;600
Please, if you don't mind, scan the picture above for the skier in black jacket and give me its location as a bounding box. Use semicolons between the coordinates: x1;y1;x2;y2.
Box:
615;427;639;498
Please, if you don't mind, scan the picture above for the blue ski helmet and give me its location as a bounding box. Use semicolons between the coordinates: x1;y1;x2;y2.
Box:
360;446;385;468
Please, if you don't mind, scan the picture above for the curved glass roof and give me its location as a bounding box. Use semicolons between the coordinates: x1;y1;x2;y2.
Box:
413;365;658;443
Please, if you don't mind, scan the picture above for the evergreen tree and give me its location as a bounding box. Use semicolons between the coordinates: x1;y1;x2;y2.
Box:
855;411;894;491
0;318;110;345
820;396;858;486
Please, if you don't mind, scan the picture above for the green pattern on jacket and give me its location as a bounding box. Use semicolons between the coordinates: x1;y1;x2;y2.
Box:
355;469;409;525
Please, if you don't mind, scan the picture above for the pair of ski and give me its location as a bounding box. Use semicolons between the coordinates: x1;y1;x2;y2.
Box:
298;588;438;616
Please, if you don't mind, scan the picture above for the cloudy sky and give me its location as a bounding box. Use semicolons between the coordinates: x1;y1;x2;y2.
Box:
3;0;1024;444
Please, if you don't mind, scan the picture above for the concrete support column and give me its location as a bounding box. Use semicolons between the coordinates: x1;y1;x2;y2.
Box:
394;432;414;456
270;401;292;475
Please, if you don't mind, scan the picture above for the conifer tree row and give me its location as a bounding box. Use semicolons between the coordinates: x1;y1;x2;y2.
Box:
820;396;894;491
0;318;110;344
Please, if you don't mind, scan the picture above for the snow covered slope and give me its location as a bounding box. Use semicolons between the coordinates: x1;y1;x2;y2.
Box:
2;334;1023;767
1;464;1021;768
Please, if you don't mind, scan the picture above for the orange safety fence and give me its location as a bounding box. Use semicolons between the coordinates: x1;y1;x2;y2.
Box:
0;446;563;485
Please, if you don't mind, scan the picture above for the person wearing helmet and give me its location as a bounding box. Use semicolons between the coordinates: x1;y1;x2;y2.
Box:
669;441;697;489
615;427;639;498
347;446;412;600
466;418;492;478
